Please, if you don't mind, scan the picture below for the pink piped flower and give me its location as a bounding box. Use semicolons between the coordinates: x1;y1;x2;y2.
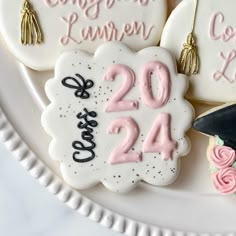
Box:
210;145;236;169
211;168;236;195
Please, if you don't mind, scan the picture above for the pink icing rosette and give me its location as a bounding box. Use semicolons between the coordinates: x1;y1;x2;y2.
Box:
211;168;236;195
210;145;236;169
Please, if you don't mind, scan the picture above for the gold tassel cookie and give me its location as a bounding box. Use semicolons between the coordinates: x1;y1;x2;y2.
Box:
178;0;199;76
20;0;43;45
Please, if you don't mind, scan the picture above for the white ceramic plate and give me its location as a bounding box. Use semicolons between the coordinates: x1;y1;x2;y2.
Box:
1;1;236;235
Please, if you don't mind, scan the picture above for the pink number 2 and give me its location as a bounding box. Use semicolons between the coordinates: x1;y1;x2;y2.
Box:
104;64;139;112
107;117;142;164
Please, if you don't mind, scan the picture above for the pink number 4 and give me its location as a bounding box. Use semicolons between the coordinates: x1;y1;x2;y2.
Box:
143;113;177;160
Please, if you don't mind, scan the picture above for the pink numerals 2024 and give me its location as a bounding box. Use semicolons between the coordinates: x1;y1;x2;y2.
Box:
104;64;139;112
107;117;142;164
105;62;176;165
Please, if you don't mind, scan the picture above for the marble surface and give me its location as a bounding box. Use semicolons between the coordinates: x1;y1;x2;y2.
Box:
0;142;122;236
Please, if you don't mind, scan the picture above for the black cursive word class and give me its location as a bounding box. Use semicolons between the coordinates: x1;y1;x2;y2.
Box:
72;108;98;163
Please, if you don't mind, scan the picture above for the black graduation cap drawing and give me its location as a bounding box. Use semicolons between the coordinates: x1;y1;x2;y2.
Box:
192;104;236;150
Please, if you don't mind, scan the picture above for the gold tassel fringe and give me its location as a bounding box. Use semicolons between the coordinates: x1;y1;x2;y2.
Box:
21;0;43;45
178;0;200;76
178;33;199;76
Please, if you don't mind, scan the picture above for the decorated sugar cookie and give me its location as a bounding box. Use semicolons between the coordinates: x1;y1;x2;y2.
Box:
193;103;236;195
161;0;236;103
0;0;167;71
41;42;193;192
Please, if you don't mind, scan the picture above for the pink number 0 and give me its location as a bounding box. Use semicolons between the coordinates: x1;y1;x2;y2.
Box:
107;117;142;165
104;64;139;112
139;61;171;109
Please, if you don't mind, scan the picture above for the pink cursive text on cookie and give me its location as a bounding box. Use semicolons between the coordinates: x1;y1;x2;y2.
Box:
209;12;236;82
60;13;154;45
45;0;150;20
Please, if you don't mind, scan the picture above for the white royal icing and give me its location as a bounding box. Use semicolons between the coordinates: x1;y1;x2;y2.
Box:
161;0;236;103
0;0;167;71
41;42;193;192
